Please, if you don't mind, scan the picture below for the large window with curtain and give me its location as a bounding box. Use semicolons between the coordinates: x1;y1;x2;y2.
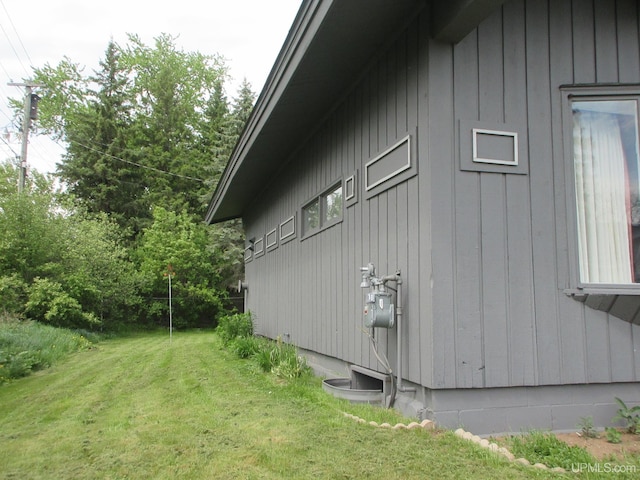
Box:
572;98;640;284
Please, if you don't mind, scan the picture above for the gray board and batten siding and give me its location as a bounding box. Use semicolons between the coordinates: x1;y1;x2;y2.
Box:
209;0;640;434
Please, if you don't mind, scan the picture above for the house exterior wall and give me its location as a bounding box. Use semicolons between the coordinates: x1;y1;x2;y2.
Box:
429;0;640;391
241;0;640;429
243;9;428;385
242;11;426;383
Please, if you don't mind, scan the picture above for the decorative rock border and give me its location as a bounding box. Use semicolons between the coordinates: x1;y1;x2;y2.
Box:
341;414;567;474
453;428;567;474
342;412;435;431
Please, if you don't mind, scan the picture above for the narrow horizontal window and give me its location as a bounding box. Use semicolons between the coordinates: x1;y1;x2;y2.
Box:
301;180;344;239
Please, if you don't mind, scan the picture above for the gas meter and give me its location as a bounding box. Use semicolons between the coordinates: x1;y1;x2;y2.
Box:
364;291;395;328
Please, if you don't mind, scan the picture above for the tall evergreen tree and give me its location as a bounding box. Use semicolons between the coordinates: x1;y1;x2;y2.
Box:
14;36;257;326
56;41;150;235
199;78;233;196
230;79;256;137
204;79;257;288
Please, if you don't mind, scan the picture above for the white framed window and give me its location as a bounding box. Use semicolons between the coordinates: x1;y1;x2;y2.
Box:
322;183;343;225
302;198;320;236
570;95;640;285
301;181;343;239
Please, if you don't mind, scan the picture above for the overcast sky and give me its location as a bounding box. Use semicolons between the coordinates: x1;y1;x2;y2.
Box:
0;0;302;174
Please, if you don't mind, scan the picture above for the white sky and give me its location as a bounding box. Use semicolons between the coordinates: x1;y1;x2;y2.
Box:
0;0;302;174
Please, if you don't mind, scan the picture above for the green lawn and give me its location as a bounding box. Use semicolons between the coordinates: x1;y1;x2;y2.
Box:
0;331;562;479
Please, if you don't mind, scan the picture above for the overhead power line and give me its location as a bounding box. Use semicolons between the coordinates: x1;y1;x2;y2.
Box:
0;130;19;156
0;0;34;70
66;139;205;183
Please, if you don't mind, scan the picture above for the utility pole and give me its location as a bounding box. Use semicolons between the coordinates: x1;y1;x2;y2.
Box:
7;81;43;193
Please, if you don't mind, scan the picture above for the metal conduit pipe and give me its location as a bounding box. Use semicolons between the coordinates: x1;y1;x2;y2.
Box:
380;271;415;394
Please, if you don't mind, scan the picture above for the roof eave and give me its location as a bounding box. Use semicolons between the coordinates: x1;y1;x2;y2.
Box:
205;0;509;225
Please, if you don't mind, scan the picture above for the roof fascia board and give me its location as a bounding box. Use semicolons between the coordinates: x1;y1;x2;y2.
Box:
206;0;332;224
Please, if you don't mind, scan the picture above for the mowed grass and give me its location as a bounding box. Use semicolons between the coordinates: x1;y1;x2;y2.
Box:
0;331;557;479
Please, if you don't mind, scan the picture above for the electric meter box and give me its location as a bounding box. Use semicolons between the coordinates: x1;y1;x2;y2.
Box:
364;291;395;328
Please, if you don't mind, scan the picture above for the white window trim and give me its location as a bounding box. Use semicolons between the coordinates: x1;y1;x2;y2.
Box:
365;134;411;191
472;128;518;166
280;215;296;243
253;236;264;257
301;180;344;240
345;174;356;201
266;228;278;251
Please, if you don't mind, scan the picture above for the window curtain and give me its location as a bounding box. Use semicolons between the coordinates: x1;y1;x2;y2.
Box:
573;110;633;283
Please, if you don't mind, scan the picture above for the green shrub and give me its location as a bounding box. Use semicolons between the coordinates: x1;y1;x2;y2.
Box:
254;336;311;380
216;312;254;345
2;350;40;379
0;316;94;384
605;427;622;444
506;430;595;470
0;274;28;316
612;396;640;434
232;336;264;359
216;315;311;380
577;415;598;438
25;278;100;329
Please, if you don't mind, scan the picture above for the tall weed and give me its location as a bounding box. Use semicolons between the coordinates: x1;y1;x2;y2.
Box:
216;312;254;345
0;315;94;383
505;430;595;470
253;336;311;379
215;313;310;380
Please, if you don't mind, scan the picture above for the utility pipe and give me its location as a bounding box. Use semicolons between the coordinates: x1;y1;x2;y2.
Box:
381;271;415;393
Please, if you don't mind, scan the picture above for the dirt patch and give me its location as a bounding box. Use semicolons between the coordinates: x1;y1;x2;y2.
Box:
554;430;640;461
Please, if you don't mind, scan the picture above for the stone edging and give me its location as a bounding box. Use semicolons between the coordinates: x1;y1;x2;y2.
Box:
341;414;567;474
453;428;566;473
342;412;435;430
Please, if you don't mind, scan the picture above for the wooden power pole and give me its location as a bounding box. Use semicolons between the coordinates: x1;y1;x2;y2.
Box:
7;81;43;193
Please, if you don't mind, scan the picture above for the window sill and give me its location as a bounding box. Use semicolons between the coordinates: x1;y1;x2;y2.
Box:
564;285;640;296
300;218;342;241
564;288;640;325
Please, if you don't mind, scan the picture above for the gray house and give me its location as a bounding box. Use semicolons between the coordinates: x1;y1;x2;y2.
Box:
206;0;640;434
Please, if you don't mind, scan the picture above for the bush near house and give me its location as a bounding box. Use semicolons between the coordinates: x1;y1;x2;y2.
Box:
216;311;254;345
216;312;311;379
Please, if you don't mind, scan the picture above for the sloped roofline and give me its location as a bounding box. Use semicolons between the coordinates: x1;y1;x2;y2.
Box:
205;0;508;224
